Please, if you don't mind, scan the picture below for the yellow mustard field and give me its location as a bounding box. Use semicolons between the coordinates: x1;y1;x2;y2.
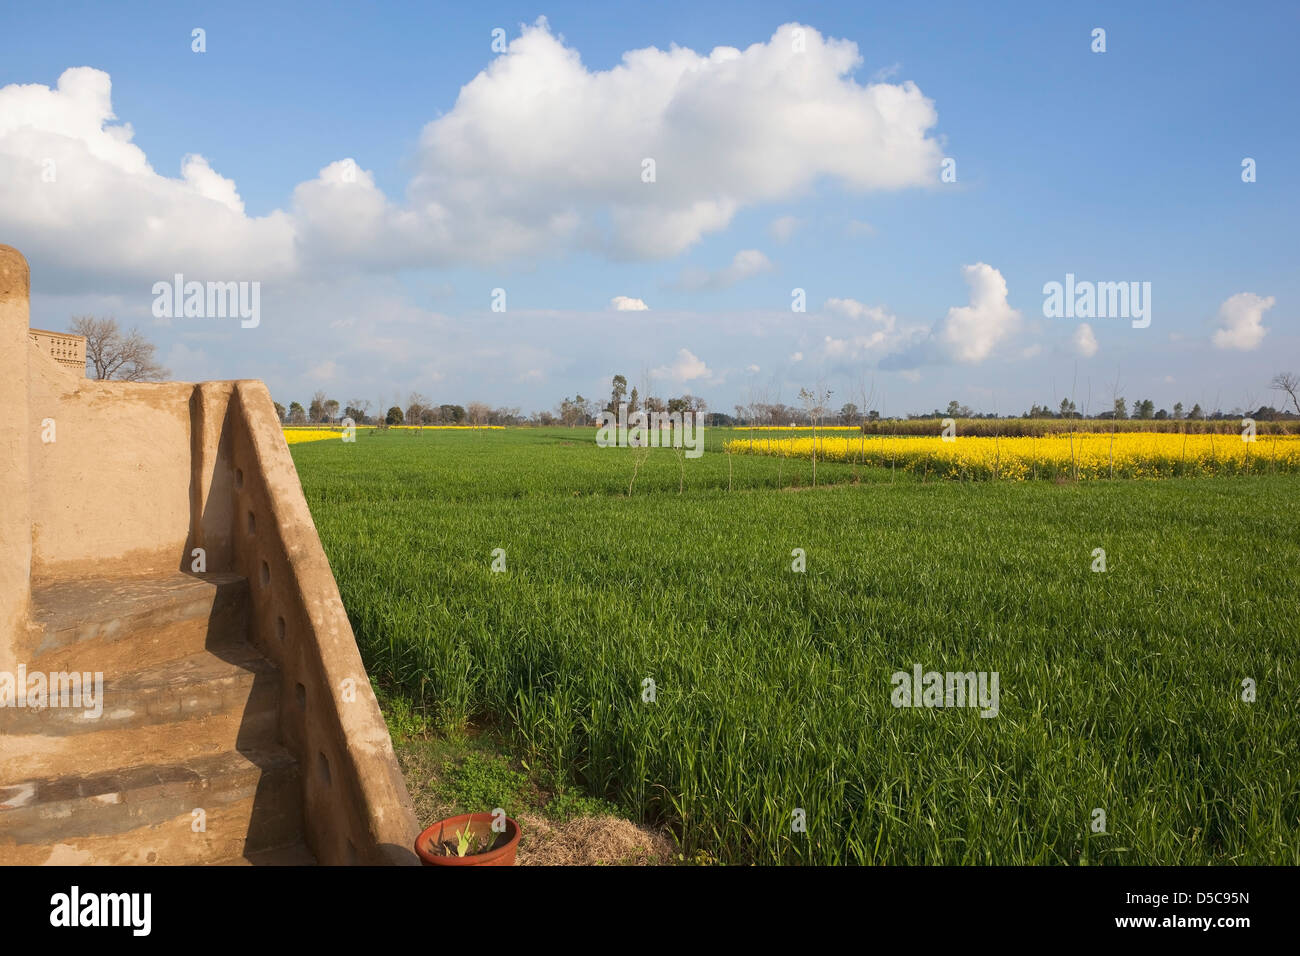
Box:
746;425;862;431
725;432;1300;479
282;429;341;445
282;425;504;445
385;425;505;430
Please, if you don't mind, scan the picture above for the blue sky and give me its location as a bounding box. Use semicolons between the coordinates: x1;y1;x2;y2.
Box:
2;0;1296;417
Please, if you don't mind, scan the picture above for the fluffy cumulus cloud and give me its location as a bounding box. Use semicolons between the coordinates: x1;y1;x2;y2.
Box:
671;249;773;291
653;348;715;384
0;21;942;281
1073;322;1098;357
610;295;650;311
411;19;942;261
0;67;297;283
1211;292;1273;351
935;263;1021;363
819;297;914;359
805;267;1040;373
824;297;894;325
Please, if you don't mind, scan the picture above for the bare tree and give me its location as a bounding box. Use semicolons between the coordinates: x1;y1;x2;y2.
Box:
766;379;786;488
854;375;876;470
1271;372;1300;416
798;384;833;487
71;316;170;381
1106;370;1124;479
627;365;655;495
406;392;430;430
344;398;371;424
309;390;329;423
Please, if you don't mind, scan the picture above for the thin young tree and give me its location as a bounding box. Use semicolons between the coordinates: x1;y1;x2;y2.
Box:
798;384;832;488
1106;371;1124;479
627;366;655;495
855;375;876;475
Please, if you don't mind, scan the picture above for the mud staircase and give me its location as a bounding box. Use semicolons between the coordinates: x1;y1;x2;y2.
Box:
2;243;418;865
0;573;315;864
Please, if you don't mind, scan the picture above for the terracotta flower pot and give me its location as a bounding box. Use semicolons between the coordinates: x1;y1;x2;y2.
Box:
415;813;521;866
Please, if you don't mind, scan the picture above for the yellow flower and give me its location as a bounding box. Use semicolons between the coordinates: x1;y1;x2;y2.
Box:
282;428;350;445
724;432;1300;480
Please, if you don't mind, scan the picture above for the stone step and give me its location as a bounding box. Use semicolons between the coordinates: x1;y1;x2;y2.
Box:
29;572;250;673
214;841;317;866
0;642;281;781
0;747;303;865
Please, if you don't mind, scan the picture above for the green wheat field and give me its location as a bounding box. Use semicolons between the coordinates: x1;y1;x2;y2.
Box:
290;427;1300;865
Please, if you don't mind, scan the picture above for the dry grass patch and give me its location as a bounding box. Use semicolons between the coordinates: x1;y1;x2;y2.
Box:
515;812;675;866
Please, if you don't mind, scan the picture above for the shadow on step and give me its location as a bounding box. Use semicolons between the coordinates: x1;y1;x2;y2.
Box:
0;571;315;865
197;576;315;866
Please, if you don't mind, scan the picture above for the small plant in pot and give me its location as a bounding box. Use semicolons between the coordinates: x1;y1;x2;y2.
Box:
415;810;521;866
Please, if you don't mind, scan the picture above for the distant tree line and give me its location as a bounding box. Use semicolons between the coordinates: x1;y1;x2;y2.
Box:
271;371;1300;428
522;375;710;427
1016;396;1297;422
273;390;524;427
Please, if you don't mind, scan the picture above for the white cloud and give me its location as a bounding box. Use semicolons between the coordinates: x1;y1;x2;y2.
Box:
611;295;650;311
768;215;802;242
825;297;894;326
1073;322;1099;357
410;19;941;261
819;297;910;358
1;21;942;280
652;348;714;383
0;67;297;283
1212;292;1273;351
180;155;245;214
823;335;851;357
672;249;774;291
289;158;424;272
936;263;1021;363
